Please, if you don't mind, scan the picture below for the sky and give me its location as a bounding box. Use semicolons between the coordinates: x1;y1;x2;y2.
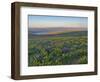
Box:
28;15;88;28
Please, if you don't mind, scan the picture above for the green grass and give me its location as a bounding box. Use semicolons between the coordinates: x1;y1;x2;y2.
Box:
28;31;88;66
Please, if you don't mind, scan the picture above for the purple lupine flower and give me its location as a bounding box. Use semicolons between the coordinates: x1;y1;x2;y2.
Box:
45;47;52;53
62;47;70;53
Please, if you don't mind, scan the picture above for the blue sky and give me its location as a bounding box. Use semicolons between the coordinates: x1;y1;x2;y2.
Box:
28;15;88;28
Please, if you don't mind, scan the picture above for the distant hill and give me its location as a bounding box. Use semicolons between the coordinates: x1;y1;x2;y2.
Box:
57;31;87;37
28;31;87;39
28;27;87;36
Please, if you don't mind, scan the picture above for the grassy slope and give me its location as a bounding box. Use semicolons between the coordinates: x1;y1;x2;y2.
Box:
28;31;88;66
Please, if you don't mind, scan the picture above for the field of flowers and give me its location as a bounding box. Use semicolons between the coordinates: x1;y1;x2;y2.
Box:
28;32;87;66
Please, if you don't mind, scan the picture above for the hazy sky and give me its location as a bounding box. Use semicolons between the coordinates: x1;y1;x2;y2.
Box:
28;15;88;28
